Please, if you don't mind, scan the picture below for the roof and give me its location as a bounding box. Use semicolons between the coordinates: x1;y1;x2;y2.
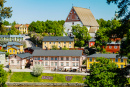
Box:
0;35;24;38
73;7;99;27
16;53;32;58
15;24;22;28
2;44;7;47
7;42;23;46
89;38;95;42
0;51;5;54
107;42;121;45
87;54;127;59
42;36;74;41
12;46;20;50
0;35;10;37
89;27;98;33
32;50;82;56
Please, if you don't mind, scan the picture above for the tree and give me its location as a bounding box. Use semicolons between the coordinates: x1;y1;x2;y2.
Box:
3;20;10;25
0;0;12;27
62;46;69;50
8;26;20;35
32;65;43;77
72;24;91;47
11;21;16;26
51;45;58;50
0;25;9;35
0;65;7;87
85;57;128;87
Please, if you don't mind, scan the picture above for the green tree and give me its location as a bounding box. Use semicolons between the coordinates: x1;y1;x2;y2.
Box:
0;0;12;27
8;26;20;35
3;20;10;25
51;45;58;50
0;25;9;35
0;65;7;87
11;21;16;26
85;57;128;87
62;46;69;50
72;24;91;47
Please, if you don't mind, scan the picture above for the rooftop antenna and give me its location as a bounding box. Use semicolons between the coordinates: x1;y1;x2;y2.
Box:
89;7;90;9
72;3;73;7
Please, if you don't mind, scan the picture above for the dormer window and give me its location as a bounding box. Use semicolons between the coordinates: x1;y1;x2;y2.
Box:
68;17;69;19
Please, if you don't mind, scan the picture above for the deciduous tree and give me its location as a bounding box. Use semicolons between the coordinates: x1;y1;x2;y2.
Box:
0;65;7;87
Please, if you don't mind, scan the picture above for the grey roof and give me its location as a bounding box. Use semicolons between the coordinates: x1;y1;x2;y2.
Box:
7;42;22;46
12;46;20;50
107;42;121;44
2;44;7;47
32;50;82;56
87;54;127;59
0;44;2;46
42;36;74;41
89;38;95;42
0;51;5;54
17;53;32;58
0;35;10;37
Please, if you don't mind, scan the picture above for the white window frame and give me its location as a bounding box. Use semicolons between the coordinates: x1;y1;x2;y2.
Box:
114;46;117;49
109;46;112;49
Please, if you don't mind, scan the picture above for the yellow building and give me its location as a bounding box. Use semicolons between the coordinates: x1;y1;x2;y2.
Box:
87;54;127;70
7;42;24;54
42;36;74;49
15;24;29;34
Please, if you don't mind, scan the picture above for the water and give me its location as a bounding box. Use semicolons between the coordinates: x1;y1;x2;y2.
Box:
8;86;84;87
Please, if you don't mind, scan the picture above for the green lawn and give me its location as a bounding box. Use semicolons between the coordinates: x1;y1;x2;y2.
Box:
10;72;85;83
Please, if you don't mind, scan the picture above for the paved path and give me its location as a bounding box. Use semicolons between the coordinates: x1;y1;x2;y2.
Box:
24;36;35;48
4;68;89;75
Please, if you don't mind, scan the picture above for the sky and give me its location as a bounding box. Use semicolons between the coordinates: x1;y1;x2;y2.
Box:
4;0;118;24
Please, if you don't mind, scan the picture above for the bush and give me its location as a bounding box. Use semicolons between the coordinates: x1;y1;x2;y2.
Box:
102;49;106;53
32;65;43;77
90;45;95;48
52;45;58;50
96;46;101;52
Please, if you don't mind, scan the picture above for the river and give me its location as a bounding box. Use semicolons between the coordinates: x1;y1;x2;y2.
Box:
8;86;84;87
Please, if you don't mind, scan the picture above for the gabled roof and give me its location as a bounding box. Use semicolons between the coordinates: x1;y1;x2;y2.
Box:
73;7;99;27
17;53;32;58
32;50;82;57
42;36;74;41
0;51;5;54
7;42;22;46
0;35;10;37
87;54;127;59
12;46;20;50
2;44;6;47
15;24;22;28
89;27;98;33
89;38;95;42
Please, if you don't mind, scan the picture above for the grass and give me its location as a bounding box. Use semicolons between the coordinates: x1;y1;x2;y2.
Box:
10;72;85;83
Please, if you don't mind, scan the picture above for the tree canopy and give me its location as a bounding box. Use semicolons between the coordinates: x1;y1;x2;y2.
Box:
72;24;91;47
85;57;128;87
0;65;7;87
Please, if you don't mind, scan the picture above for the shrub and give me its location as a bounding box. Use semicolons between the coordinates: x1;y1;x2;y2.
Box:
32;65;43;77
90;45;95;48
96;46;101;52
51;45;58;50
102;49;106;53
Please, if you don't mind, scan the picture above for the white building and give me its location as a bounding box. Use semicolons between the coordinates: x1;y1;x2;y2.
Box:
64;6;99;37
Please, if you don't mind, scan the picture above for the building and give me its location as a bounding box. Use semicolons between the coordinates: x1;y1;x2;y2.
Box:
9;53;32;69
0;44;2;50
88;38;95;48
64;6;99;37
0;34;24;42
15;24;29;34
42;36;74;49
87;54;127;70
24;47;42;54
0;51;5;65
6;42;24;54
32;50;83;71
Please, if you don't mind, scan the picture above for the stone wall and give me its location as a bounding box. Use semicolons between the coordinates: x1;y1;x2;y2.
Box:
6;82;86;86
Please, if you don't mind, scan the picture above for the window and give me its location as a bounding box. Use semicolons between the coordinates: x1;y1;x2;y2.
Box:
51;62;53;66
69;46;71;48
13;50;15;53
117;65;118;67
66;62;69;66
38;62;40;65
59;42;60;44
35;58;37;60
50;42;51;44
45;58;48;60
11;60;14;64
55;58;57;60
59;46;60;48
10;50;12;53
64;42;66;44
73;63;75;66
114;46;117;49
41;58;44;60
45;62;48;66
44;42;46;44
69;42;71;44
38;58;40;60
72;58;75;61
17;61;19;64
41;62;44;65
76;63;79;66
91;43;93;45
115;58;118;62
61;58;63;60
109;46;112;49
121;65;123;68
55;62;57;66
61;62;63;66
66;58;69;61
35;62;37;65
53;42;55;44
51;58;54;60
121;59;123;62
89;58;92;62
76;58;79;61
68;17;69;19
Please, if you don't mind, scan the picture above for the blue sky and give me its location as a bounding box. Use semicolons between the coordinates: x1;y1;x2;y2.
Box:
4;0;118;24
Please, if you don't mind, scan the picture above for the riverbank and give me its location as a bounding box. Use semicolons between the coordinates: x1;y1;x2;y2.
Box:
9;72;86;83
